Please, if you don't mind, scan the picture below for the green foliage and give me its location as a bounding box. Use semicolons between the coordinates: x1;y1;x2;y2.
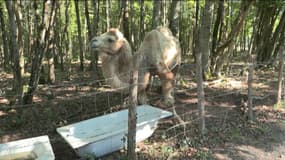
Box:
160;145;174;157
194;150;214;160
82;153;97;160
274;101;285;109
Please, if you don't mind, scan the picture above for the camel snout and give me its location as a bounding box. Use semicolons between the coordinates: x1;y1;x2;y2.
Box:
90;37;100;51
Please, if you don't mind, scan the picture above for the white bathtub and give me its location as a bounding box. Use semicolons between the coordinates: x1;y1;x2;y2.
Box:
0;135;55;160
56;105;172;158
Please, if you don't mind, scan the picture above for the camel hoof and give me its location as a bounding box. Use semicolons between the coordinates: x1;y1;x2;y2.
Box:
163;97;174;107
138;94;148;105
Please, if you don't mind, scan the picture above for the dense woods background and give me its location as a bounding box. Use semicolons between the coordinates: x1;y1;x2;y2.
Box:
0;0;284;105
1;0;285;159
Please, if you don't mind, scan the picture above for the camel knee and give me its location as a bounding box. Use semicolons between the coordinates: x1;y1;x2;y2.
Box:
138;91;147;104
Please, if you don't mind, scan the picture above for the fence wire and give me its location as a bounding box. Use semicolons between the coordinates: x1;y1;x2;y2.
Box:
0;63;283;159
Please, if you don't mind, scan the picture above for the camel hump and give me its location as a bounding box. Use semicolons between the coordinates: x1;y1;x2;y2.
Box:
106;28;124;40
137;27;180;72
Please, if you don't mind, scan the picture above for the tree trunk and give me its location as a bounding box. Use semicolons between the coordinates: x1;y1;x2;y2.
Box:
139;0;145;42
211;0;224;70
194;0;213;135
200;1;214;78
168;0;180;37
192;0;199;61
212;0;252;77
90;0;99;72
0;4;9;70
63;0;71;80
47;51;55;84
14;0;24;77
277;46;284;104
127;67;138;160
84;0;92;40
23;0;56;104
130;0;135;49
255;3;279;64
5;0;23;104
268;10;285;62
106;0;110;29
247;54;255;121
47;32;55;84
74;0;84;71
122;0;130;42
152;0;161;29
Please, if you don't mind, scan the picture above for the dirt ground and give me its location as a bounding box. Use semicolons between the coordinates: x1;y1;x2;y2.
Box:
0;64;285;160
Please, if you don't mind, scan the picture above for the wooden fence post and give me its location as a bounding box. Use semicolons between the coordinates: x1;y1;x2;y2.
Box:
127;68;138;160
277;46;284;104
247;54;255;121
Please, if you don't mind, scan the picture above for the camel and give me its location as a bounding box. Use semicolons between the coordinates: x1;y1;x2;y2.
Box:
90;27;181;105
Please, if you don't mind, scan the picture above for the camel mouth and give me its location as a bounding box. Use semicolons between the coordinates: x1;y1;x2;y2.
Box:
90;45;100;52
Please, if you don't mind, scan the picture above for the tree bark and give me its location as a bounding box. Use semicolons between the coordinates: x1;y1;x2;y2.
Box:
152;0;161;29
200;1;214;78
90;0;99;72
14;0;24;76
194;0;214;135
85;0;92;40
23;0;56;104
0;4;9;70
64;0;71;80
268;10;285;62
106;0;110;29
211;0;224;70
212;0;252;77
168;0;180;37
255;3;279;64
247;54;255;121
277;46;284;104
139;0;145;42
127;67;138;160
74;0;84;71
130;0;135;49
122;0;130;42
5;0;23;104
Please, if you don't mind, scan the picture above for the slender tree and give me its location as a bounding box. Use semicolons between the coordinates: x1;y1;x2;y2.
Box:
152;0;162;29
194;0;214;134
139;0;145;42
90;0;99;72
168;0;180;37
0;3;9;70
277;46;284;104
211;0;253;77
23;0;56;104
74;0;84;71
5;0;23;104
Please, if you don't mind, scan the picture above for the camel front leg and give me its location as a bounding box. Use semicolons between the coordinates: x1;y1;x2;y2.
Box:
159;71;175;106
138;71;150;104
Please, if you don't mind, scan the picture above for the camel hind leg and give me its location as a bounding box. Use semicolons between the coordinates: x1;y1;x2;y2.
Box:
138;71;150;104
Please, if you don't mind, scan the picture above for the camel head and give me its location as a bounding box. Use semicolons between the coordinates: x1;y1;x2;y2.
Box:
90;28;126;56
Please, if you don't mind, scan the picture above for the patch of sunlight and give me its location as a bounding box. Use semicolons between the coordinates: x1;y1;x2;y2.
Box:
213;153;232;160
253;82;270;89
0;111;7;116
0;98;9;105
234;145;269;159
228;79;246;89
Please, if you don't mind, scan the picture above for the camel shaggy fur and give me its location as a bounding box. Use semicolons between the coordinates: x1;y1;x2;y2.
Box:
90;27;181;105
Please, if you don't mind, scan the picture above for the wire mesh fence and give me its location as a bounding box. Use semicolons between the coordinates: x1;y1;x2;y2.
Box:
0;62;284;159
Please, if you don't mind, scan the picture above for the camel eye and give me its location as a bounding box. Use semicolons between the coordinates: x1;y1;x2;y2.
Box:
108;38;114;43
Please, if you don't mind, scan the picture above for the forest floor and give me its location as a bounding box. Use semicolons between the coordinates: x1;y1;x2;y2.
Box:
0;63;285;160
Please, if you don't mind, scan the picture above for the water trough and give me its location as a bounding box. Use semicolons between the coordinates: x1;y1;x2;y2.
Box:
0;135;55;160
56;105;172;158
